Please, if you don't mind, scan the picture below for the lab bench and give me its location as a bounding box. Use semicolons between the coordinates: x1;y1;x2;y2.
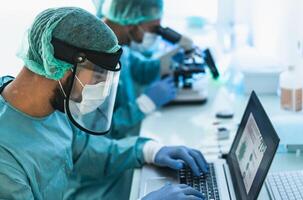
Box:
130;80;303;200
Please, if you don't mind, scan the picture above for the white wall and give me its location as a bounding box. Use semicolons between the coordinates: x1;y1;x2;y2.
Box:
0;0;220;78
3;0;302;77
163;0;218;32
252;0;303;67
0;1;94;77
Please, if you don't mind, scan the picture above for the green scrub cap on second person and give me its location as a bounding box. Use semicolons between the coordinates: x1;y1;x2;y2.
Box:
17;7;120;80
92;0;105;18
102;0;163;25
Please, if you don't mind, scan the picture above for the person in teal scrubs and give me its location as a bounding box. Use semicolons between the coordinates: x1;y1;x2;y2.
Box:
93;0;178;139
0;7;208;200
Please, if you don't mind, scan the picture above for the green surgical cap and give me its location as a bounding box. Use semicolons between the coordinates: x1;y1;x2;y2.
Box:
102;0;163;25
18;7;120;80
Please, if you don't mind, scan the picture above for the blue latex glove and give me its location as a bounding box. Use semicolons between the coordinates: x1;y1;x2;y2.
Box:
145;76;177;107
142;183;204;200
155;146;209;176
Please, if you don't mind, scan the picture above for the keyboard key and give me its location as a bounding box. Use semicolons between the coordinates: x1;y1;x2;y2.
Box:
267;170;303;200
179;163;220;200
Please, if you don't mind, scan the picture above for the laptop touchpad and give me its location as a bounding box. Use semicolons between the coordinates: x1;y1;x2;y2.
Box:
142;166;179;195
144;177;174;194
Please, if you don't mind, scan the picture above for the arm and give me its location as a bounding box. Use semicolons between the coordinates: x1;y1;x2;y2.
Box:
110;78;156;139
111;101;145;139
0;173;33;200
111;94;157;139
71;131;150;181
128;50;161;85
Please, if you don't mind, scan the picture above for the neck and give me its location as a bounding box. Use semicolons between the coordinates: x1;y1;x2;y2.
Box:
103;18;129;45
2;67;57;117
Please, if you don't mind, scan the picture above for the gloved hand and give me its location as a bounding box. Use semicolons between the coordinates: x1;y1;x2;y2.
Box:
142;183;204;200
145;76;177;107
154;146;209;176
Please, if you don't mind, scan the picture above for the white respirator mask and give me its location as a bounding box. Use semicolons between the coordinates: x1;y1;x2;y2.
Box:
130;27;159;54
75;75;111;115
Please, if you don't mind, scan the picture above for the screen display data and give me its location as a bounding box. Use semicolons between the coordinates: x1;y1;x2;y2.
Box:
236;113;267;193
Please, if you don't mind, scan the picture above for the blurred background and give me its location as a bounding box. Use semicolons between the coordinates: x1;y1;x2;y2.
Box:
1;0;303;77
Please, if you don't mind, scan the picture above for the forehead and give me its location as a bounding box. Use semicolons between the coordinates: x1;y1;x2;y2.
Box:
76;61;109;83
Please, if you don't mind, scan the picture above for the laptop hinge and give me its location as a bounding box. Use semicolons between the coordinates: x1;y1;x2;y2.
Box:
223;164;233;200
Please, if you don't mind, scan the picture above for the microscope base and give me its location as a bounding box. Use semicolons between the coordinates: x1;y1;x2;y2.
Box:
168;89;208;105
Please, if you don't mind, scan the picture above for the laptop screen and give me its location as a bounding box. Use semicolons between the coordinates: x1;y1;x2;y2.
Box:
227;92;280;200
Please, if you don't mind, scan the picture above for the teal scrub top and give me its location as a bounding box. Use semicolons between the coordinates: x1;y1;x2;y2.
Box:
110;46;160;139
0;76;149;199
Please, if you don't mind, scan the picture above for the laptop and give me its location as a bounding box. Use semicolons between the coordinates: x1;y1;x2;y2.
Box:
139;91;280;200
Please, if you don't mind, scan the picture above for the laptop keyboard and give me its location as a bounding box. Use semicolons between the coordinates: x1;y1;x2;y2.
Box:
266;170;303;200
179;163;220;200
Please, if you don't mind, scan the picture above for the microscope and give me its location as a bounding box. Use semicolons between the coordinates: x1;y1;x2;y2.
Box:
156;26;220;104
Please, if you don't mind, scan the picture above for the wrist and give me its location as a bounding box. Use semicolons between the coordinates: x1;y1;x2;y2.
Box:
136;94;157;114
143;140;164;164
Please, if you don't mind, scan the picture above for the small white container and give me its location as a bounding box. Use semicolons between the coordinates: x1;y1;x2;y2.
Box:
242;67;281;94
279;65;302;111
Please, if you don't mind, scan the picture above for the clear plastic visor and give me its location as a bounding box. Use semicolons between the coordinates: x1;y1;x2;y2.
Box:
65;59;120;135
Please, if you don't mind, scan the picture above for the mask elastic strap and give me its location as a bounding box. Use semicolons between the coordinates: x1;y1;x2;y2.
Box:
74;75;85;88
70;68;85;88
58;80;67;98
126;29;136;43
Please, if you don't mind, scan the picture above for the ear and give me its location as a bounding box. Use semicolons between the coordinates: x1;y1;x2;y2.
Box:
61;69;72;83
128;25;144;43
57;69;74;98
59;69;73;88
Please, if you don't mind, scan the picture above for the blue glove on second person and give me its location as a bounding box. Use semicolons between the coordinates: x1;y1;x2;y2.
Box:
142;183;204;200
154;146;209;176
145;76;177;107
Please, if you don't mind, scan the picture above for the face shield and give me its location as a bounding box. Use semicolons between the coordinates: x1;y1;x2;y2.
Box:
52;38;122;135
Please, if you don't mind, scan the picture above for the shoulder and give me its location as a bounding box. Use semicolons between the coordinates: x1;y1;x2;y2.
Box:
0;76;14;87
